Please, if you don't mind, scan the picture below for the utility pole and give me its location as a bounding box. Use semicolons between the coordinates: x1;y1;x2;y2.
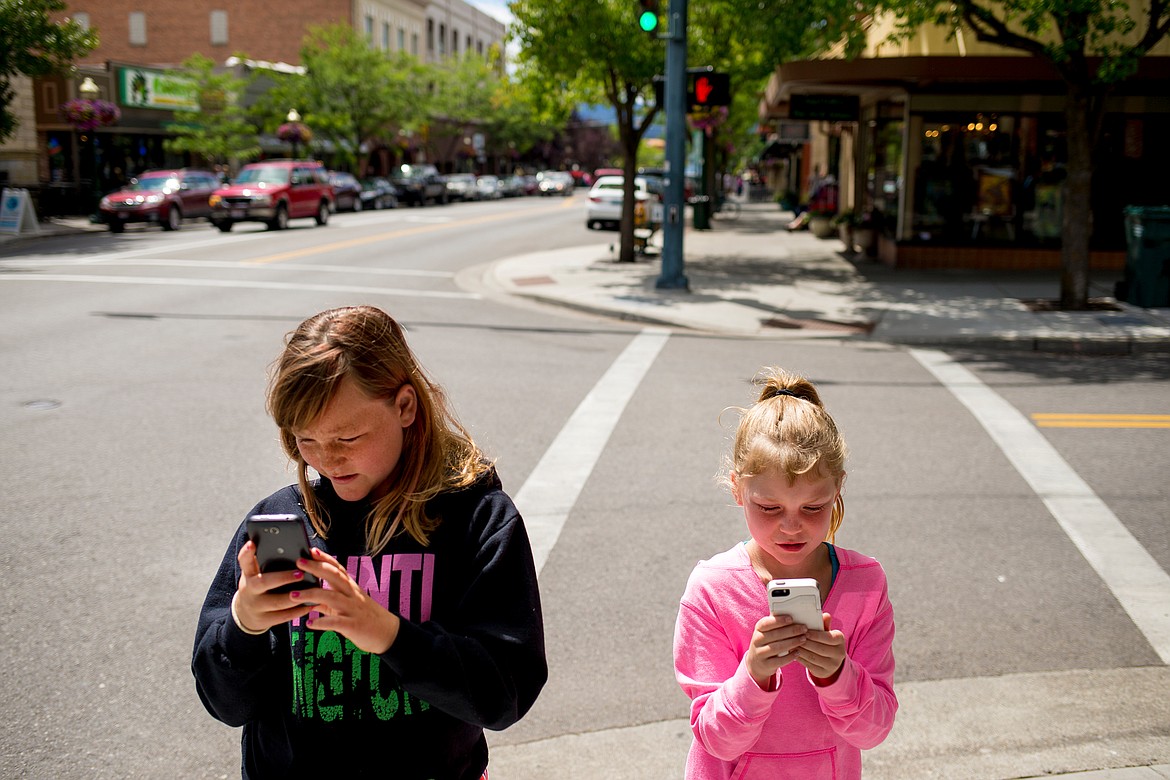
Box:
656;0;688;290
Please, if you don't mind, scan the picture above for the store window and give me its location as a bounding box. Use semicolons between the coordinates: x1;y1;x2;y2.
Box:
908;113;1073;244
863;109;903;238
73;12;90;30
398;28;405;52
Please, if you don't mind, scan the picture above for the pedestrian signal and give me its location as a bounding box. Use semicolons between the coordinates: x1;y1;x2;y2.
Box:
687;71;730;110
637;0;659;33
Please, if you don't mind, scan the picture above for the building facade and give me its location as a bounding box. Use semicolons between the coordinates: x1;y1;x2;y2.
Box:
0;0;507;208
758;19;1170;270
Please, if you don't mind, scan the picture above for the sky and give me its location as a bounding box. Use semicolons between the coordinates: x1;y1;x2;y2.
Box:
469;0;514;25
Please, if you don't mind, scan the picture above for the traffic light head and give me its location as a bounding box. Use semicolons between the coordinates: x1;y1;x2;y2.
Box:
637;0;659;33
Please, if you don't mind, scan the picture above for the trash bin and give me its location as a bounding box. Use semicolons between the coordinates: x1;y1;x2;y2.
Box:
691;194;711;230
1119;206;1170;307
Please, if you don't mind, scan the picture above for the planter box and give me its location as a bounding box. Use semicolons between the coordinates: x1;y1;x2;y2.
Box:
810;216;835;238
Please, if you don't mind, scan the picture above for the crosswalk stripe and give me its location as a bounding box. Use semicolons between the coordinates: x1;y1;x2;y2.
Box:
516;328;670;576
911;348;1170;665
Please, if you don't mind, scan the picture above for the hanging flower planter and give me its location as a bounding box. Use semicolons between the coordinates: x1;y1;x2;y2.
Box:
277;122;312;145
687;106;728;137
58;99;121;132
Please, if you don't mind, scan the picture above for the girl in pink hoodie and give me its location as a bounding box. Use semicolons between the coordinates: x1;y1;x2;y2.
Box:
674;368;897;779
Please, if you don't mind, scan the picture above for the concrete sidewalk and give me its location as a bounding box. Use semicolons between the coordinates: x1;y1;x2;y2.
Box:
482;200;1170;353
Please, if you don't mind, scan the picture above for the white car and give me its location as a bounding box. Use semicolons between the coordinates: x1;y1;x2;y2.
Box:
586;175;664;231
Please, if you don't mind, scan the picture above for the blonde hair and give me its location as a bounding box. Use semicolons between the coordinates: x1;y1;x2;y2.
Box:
266;306;491;553
722;367;848;541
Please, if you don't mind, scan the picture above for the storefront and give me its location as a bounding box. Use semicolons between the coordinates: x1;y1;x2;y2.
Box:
761;55;1170;270
34;63;197;215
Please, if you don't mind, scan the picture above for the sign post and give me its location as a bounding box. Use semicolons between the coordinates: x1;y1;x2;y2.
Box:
656;0;689;290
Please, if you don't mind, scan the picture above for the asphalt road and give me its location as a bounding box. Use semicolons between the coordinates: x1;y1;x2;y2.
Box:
1;194;1166;778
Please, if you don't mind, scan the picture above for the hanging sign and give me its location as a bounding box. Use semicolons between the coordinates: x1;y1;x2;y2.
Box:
117;67;199;111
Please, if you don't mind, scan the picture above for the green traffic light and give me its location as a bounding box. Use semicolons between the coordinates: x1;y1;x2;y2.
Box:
638;10;658;32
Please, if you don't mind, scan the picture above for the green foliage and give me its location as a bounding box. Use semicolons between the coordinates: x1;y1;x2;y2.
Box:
877;0;1168;85
163;53;260;166
0;0;98;143
256;24;418;169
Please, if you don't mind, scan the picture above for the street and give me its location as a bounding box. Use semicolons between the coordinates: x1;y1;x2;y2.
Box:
1;193;1167;779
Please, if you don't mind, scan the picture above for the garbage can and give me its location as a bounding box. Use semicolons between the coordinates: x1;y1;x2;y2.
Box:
1119;206;1170;307
691;194;711;230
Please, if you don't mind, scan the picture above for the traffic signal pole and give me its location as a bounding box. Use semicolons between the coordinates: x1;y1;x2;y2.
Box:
656;0;689;290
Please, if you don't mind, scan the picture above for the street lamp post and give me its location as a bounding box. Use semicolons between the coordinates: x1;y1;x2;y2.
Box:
287;109;301;158
78;78;101;210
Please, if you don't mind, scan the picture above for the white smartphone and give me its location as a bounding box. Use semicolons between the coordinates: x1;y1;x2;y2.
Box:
767;578;823;630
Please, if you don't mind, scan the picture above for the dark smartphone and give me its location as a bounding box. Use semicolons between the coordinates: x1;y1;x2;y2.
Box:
246;514;321;593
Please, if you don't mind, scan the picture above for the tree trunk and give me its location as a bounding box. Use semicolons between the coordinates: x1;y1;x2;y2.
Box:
1060;84;1095;309
618;130;639;263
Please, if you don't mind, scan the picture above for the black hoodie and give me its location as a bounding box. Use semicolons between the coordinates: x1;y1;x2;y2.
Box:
192;470;546;779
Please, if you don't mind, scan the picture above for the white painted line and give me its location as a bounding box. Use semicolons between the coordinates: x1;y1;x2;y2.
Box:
0;273;479;300
4;258;454;277
910;348;1170;664
517;328;670;575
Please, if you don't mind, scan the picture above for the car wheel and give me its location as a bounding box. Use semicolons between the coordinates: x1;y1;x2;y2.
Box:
268;204;289;231
352;197;363;212
163;206;181;231
215;220;233;232
315;201;330;226
108;220;125;234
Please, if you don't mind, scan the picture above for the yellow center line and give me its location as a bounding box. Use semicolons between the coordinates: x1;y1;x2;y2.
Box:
1031;413;1170;428
245;199;578;265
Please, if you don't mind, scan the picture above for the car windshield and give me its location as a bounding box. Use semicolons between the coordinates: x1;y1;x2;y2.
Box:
130;175;178;191
235;166;290;185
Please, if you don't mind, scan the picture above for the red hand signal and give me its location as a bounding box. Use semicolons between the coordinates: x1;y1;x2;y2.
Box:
695;76;713;104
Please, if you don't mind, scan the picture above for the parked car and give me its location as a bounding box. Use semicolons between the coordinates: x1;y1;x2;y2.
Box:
586;175;664;231
475;175;504;200
359;177;398;210
208;159;333;231
498;175;525;198
443;173;479;202
99;168;219;233
537;170;574;196
329;171;363;212
391;163;447;206
518;175;539;196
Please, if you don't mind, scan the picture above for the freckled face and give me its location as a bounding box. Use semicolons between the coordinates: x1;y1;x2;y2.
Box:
292;377;416;502
733;470;840;577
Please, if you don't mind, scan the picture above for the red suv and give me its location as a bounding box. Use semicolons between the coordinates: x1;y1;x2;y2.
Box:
209;160;333;231
99;168;219;233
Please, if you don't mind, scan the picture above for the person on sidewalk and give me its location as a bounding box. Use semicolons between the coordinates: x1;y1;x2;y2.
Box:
193;305;546;779
674;367;897;779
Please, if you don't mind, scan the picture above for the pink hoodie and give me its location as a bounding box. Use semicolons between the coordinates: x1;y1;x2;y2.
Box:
674;543;897;779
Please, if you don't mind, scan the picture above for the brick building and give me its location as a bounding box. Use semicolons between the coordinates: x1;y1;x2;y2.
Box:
0;0;505;206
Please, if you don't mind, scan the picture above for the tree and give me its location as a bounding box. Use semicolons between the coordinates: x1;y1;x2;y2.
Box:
0;0;97;144
878;0;1170;309
164;54;260;169
512;0;663;263
262;24;421;173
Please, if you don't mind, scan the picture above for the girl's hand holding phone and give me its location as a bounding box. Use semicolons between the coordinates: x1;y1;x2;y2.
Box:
290;548;401;655
234;540;315;634
747;614;809;690
795;613;847;686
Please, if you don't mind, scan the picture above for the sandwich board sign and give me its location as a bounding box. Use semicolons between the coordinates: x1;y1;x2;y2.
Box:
0;188;40;235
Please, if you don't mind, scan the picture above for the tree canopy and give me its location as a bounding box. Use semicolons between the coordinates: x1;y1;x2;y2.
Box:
0;0;97;143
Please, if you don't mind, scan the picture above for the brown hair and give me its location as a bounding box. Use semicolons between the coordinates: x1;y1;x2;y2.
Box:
266;306;491;552
722;367;848;540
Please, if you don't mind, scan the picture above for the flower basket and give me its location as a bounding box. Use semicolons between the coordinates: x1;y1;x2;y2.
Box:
277;122;312;145
58;99;121;132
